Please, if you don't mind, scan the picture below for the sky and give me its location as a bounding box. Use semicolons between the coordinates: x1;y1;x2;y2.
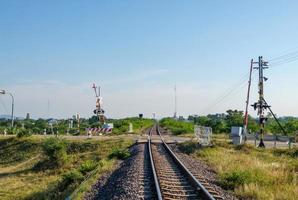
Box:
0;0;298;119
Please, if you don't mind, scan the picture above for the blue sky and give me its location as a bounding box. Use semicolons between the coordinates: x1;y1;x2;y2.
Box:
0;1;298;119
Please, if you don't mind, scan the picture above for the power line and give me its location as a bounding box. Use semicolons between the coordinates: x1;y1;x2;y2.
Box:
203;73;258;114
201;48;298;116
268;49;298;68
268;49;298;62
270;55;298;68
201;71;254;114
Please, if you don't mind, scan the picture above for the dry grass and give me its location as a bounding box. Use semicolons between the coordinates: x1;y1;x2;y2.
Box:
0;136;134;200
195;138;298;200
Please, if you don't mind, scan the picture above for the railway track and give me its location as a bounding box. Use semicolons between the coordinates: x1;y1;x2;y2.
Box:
148;124;223;200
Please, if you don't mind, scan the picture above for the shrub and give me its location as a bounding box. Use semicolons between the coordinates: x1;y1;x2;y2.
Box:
108;148;131;160
219;169;268;190
178;141;198;154
17;129;32;138
272;148;298;158
172;127;188;135
63;170;84;184
43;137;68;166
220;170;252;190
59;170;84;191
79;160;98;174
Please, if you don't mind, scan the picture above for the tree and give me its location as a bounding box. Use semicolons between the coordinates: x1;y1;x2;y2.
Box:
284;119;298;136
226;110;244;128
247;115;258;133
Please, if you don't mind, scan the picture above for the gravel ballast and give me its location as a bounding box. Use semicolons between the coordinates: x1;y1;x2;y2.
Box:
84;143;156;200
169;144;238;200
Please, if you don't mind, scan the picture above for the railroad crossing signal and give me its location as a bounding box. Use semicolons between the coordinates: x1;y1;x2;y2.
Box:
92;83;106;124
251;56;270;148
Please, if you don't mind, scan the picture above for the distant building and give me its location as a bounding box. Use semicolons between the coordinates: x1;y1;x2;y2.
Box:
26;113;30;120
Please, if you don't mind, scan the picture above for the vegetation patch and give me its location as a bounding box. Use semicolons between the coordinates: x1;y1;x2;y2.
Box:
160;118;193;136
219;169;268;190
177;141;198;154
16;129;32;138
0;136;133;200
79;160;98;175
108;148;131;160
42;137;68;167
0;137;41;166
109;117;154;135
271;148;298;158
62;169;84;188
234;143;255;153
195;137;298;200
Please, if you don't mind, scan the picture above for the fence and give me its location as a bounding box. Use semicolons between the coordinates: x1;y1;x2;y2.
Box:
245;133;297;148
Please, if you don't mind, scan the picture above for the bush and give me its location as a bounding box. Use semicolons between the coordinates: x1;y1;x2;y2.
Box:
108;148;131;160
59;170;84;191
272;148;298;158
79;160;98;174
63;170;84;184
172;127;188;135
43;137;68;166
178;141;198;154
17;129;32;138
220;170;252;190
220;169;267;190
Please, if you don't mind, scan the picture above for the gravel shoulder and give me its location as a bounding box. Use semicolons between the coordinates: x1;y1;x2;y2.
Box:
84;143;155;200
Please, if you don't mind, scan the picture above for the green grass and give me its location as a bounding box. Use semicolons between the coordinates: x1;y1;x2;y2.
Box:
108;117;154;135
0;136;134;200
71;159;115;200
191;138;298;200
108;148;131;160
160;118;193;136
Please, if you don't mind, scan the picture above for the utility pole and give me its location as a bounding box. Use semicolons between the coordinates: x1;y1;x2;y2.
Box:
243;59;253;138
8;92;14;128
76;113;80;134
252;56;269;148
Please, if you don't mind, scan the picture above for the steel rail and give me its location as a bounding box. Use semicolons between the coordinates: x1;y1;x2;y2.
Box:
156;125;216;200
148;126;163;200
